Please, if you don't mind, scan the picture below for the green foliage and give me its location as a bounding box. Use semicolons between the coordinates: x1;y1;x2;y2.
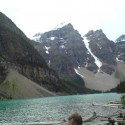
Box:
0;64;7;83
121;95;125;106
0;80;12;99
60;76;101;94
109;81;125;93
60;79;78;94
109;87;117;92
117;81;125;93
118;121;125;125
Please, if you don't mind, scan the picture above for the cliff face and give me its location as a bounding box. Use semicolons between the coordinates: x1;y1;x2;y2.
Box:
0;12;65;99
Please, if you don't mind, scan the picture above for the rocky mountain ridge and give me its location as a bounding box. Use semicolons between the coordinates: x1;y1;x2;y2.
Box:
0;12;74;99
33;23;125;91
115;35;125;62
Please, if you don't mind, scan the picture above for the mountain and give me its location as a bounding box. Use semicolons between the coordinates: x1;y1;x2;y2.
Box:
84;29;116;74
32;23;95;94
113;35;125;81
115;35;125;62
32;23;125;91
0;12;69;99
115;34;125;43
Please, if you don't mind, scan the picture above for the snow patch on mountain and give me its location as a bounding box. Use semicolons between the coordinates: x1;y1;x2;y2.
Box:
115;35;125;43
45;46;50;54
60;45;65;49
50;37;55;40
121;39;125;42
115;39;125;43
54;22;69;30
32;33;41;42
48;60;51;66
74;68;85;78
116;55;123;62
83;37;102;69
78;66;80;69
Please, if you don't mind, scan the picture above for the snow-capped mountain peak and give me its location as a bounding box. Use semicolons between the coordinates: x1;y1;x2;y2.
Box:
115;34;125;43
32;33;42;42
54;22;70;30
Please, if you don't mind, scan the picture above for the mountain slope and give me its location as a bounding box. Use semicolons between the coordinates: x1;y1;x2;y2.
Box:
0;69;55;99
0;12;67;99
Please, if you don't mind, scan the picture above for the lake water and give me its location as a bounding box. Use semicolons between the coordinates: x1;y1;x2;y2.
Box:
0;93;123;124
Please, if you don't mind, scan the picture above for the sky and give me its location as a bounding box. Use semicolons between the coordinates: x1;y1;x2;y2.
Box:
0;0;125;41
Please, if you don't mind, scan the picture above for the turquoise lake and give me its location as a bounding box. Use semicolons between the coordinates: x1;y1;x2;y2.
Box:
0;93;123;123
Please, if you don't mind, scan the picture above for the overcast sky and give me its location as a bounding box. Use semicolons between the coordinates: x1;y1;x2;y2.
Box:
0;0;125;41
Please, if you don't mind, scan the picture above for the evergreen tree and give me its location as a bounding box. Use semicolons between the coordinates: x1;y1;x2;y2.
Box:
117;81;125;93
121;95;125;106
